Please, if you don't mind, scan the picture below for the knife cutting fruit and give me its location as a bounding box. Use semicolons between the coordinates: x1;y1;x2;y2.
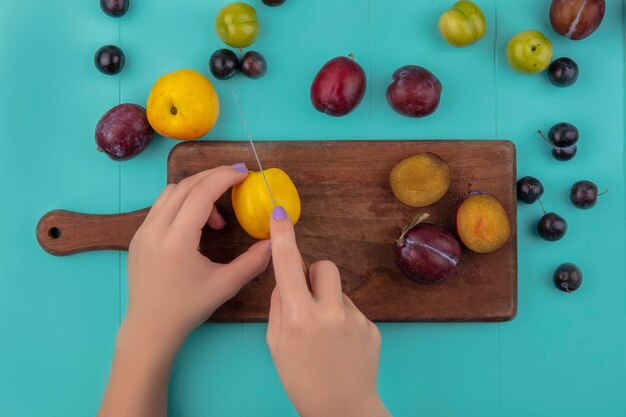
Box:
229;91;301;240
229;91;307;279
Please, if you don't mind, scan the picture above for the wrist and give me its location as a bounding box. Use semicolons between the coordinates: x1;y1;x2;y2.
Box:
116;315;185;363
356;396;391;417
370;399;391;417
301;394;390;417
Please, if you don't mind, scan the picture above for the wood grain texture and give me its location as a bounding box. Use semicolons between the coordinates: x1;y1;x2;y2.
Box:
36;208;150;256
36;140;517;322
172;140;518;322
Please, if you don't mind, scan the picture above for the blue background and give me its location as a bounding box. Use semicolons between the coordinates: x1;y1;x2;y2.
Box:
1;0;625;416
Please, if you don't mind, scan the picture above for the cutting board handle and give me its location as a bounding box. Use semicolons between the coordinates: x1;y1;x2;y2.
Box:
36;208;150;256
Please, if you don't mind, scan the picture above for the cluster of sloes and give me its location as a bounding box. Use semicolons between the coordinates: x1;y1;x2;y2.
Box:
517;125;606;293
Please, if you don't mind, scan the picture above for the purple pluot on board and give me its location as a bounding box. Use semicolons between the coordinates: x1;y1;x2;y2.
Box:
394;222;461;284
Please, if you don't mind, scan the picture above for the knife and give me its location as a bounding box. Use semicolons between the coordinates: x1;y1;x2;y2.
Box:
231;90;276;206
230;90;310;281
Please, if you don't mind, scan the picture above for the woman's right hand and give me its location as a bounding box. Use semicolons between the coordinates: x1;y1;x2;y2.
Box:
267;206;391;417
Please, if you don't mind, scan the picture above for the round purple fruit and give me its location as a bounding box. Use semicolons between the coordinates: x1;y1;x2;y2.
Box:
537;212;567;241
209;49;240;80
386;65;442;118
553;263;583;293
95;104;154;161
100;0;129;17
241;51;267;79
262;0;286;6
537;130;578;162
548;122;579;147
517;176;544;204
94;45;125;75
550;0;605;40
570;180;606;209
394;214;461;284
311;55;366;117
551;144;577;161
547;57;579;87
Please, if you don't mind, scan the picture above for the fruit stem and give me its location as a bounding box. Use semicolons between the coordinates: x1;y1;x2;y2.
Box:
466;181;475;193
598;188;609;196
537;130;554;149
348;53;355;61
398;212;430;242
537;197;547;215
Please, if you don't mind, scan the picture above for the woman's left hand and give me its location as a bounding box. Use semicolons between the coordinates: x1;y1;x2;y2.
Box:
124;163;271;348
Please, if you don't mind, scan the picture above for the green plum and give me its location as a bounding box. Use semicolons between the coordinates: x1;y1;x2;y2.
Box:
506;30;553;73
215;2;259;48
438;0;486;47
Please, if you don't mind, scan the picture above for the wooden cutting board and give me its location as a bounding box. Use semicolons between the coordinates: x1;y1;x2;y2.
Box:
37;140;517;322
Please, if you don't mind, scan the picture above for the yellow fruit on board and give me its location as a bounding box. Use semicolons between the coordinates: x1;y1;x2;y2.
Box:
390;153;451;207
232;168;301;239
146;69;219;140
455;193;511;253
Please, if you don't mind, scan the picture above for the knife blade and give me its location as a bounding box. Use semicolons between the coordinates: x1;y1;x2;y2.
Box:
231;90;277;207
230;90;310;281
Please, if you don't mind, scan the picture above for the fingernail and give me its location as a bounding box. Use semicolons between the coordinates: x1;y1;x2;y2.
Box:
231;162;248;173
267;243;272;254
272;205;287;221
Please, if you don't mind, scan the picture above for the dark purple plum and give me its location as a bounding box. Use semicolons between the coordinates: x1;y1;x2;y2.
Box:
551;144;577;161
537;212;567;241
386;65;442;117
550;0;605;40
262;0;286;6
209;49;240;80
241;51;267;79
547;57;579;87
95;45;125;75
95;104;153;161
537;130;577;161
394;214;461;284
100;0;129;17
548;122;579;147
570;180;606;209
553;263;583;292
311;55;366;116
517;176;544;204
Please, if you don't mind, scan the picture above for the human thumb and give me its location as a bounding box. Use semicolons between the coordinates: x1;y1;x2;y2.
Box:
214;239;272;299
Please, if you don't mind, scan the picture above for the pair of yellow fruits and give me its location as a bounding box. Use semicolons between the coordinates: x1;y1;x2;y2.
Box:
146;68;300;240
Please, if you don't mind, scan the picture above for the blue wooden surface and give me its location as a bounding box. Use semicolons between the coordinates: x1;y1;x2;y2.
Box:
1;0;625;416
